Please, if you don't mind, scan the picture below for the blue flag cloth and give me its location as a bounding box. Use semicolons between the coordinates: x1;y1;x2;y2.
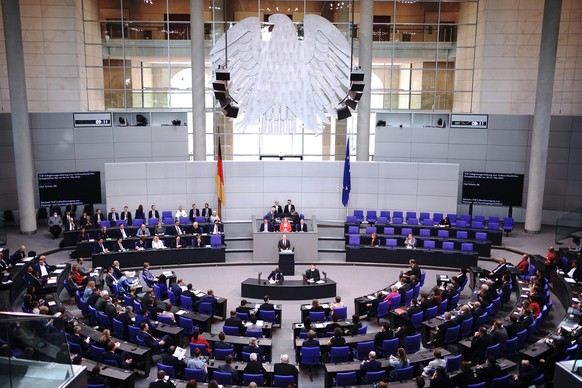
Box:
342;139;351;207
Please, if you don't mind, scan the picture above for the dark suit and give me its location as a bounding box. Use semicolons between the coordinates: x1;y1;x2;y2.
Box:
68;334;90;353
430;374;451;388
148;210;160;220
296;223;308;232
148;379;176;388
242;345;264;359
471;333;493;364
100;351;130;369
189;208;200;222
260;223;274;232
273;205;283;217
244;360;266;375
374;330;395;349
305;268;320;282
284;204;295;215
192;239;204;248
121;211;132;225
259;302;274;311
278;238;291;251
435;319;458;343
64;222;77;231
302;338;319;348
191;226;204;235
201;207;212;220
95;242;107;253
514;365;538;388
406;264;422;279
267;270;284;282
108;212;120;224
93;213;104;225
113;242;126;252
224;316;246;335
450;371;476;388
475;363;502;386
161;353;186;377
360;359;382;373
273;362;298;378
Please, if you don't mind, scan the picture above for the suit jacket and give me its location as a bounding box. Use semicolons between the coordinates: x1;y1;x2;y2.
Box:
189;208;200;221
302;338;319;348
430;374;451;388
161;353;187;375
242;345;264;358
148;380;176;388
201;207;212;219
450;371;476;388
148;210;160;220
279;222;292;232
296;223;308;232
95;242;107;253
273;205;283;216
170;225;184;236
244;360;266;375
259;302;274;311
93;213;104;225
475;363;502;385
361;359;382;372
113;242;126;252
435;319;457;342
121;211;132;225
138;330;161;350
100;351;129;369
305;268;320;282
284;204;295;215
108;212;120;222
260;223;274;232
64;222;77;231
12;250;27;264
224;317;246;334
273;362;298;377
515;365;538;388
278;238;291;251
267;270;284;282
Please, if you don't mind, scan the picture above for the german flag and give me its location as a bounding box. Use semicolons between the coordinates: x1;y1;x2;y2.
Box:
216;139;225;204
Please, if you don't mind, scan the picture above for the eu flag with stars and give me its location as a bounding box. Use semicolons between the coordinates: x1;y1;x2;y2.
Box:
342;138;351;207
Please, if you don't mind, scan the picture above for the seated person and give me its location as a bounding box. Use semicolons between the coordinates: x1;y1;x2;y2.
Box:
171;235;183;249
296;218;308;232
305;264;320;283
191;222;204;235
48;212;63;239
154;222;165;236
210;220;222;235
260;218;274;232
192;233;204;247
152;235;166;249
370;232;380;247
135;236;147;250
404;233;416;249
267;266;284;283
273;354;298;380
136;224;151;237
242;337;265;361
279;217;292;232
437;217;451;227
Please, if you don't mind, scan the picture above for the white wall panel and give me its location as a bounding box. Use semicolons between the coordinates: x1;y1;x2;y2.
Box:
105;160;459;220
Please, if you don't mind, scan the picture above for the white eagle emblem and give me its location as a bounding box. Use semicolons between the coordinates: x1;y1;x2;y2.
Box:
210;14;351;134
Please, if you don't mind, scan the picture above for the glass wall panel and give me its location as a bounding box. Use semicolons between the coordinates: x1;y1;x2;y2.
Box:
85;0;478;159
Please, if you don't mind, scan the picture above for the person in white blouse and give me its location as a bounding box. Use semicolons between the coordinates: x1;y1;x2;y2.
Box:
210;211;221;224
152;235;166;249
175;206;187;219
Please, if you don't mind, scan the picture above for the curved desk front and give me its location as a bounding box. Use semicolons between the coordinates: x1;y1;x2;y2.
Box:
241;278;337;300
91;246;225;268
345;245;478;268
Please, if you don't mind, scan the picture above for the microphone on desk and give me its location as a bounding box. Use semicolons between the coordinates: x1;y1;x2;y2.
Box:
258;272;262;284
323;272;327;282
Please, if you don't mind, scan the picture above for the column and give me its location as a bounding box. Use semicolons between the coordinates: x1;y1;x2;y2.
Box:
191;0;206;161
524;0;562;233
1;0;37;234
356;0;373;161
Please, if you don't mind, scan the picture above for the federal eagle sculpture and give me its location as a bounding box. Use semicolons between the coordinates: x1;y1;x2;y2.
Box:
210;14;352;134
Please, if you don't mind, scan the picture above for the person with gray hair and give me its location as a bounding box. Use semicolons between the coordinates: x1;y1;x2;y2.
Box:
242;337;264;360
273;354;298;378
243;352;266;375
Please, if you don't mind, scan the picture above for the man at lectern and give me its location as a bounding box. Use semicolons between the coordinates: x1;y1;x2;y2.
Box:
278;234;291;252
305;264;321;283
267;267;284;283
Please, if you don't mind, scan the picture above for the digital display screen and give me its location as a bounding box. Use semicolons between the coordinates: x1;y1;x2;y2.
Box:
38;171;102;207
462;171;524;206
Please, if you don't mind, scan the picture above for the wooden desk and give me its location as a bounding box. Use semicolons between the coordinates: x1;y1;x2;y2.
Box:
294;333;376;363
323;349;450;388
82;358;137;388
201;332;273;362
78;322;153;377
241;277;337;300
91;246;225;269
346;246;479;269
244;302;283;327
